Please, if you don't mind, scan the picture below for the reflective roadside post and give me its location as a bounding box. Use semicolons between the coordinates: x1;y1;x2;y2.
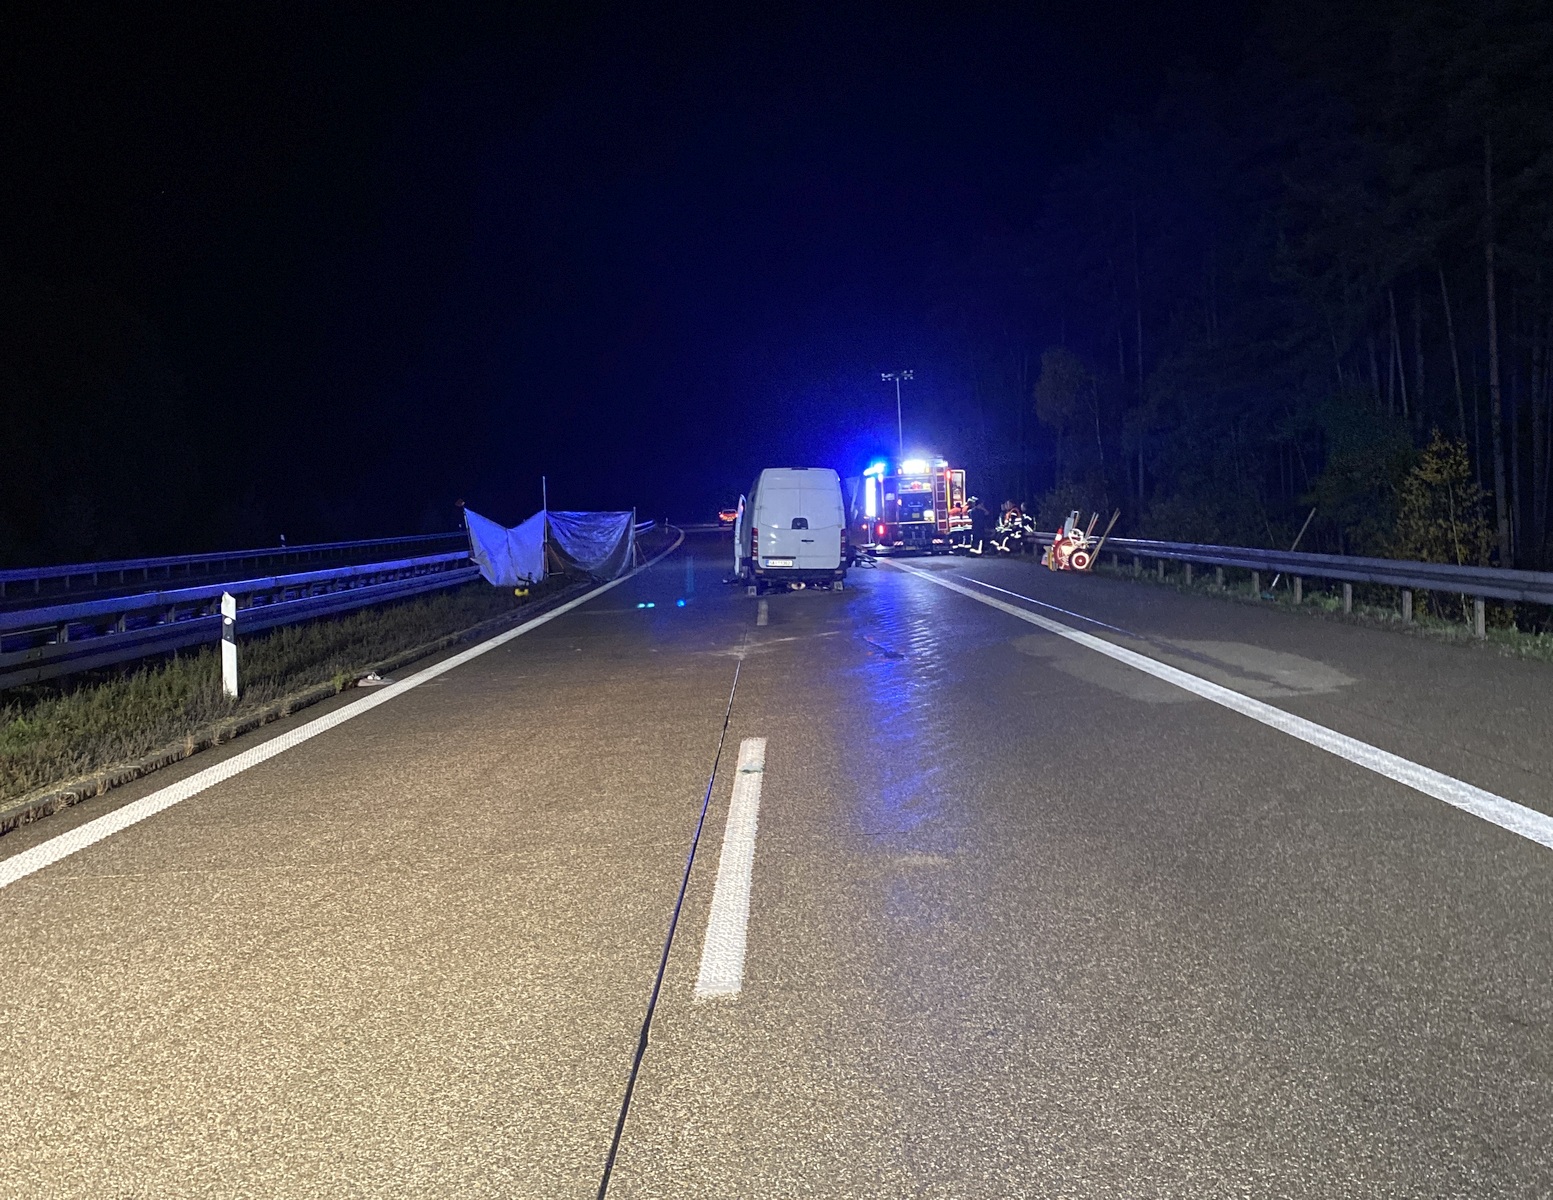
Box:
221;592;238;698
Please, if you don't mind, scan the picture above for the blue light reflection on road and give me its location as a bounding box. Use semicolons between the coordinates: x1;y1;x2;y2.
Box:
847;567;962;857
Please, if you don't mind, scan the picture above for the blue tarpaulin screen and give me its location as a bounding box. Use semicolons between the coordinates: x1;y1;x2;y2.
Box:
464;507;635;585
464;508;546;585
546;510;635;580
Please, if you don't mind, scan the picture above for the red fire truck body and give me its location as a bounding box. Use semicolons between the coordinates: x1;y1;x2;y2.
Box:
857;456;970;553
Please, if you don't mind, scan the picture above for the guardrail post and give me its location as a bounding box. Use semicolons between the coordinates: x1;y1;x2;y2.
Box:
1156;559;1165;581
1133;556;1141;577
1251;570;1260;597
1343;582;1352;614
1293;576;1302;605
1474;597;1486;639
1184;562;1193;585
1215;566;1224;590
221;592;239;698
1401;588;1413;624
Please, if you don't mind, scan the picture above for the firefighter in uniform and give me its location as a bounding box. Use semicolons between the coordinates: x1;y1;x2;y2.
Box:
967;496;990;555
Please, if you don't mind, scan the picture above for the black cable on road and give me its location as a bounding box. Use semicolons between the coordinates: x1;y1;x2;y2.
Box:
596;645;747;1198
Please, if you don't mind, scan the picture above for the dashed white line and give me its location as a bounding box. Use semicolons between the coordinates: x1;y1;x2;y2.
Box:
891;561;1553;852
756;599;769;626
695;737;767;999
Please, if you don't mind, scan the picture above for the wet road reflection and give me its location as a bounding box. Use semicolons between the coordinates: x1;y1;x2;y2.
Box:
847;568;962;857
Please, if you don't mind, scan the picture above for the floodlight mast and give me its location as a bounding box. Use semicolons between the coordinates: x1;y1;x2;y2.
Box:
881;369;913;460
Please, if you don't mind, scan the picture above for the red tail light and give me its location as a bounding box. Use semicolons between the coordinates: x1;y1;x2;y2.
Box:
877;523;886;538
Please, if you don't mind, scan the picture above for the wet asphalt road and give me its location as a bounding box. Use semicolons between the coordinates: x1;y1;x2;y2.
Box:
1;532;1550;1197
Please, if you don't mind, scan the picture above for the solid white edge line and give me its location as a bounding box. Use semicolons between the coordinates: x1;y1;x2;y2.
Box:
0;529;687;892
889;561;1553;852
695;736;767;999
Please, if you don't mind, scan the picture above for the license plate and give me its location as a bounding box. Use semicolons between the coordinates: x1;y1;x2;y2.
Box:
765;558;794;568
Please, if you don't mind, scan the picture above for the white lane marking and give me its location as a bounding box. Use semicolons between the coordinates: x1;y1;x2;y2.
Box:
891;562;1553;851
695;737;767;999
756;599;769;626
0;537;685;893
959;575;1137;636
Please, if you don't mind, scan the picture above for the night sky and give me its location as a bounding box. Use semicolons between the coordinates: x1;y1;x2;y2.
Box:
4;2;1253;553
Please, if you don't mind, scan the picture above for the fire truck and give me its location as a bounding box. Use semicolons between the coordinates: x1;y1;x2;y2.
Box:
856;456;970;553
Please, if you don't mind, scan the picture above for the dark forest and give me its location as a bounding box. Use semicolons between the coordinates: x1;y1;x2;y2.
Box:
941;0;1553;571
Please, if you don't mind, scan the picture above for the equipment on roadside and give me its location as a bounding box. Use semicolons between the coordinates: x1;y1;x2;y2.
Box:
1043;509;1121;571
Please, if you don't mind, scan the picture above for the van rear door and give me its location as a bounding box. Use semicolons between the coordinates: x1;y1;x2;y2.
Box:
758;480;807;566
796;478;844;569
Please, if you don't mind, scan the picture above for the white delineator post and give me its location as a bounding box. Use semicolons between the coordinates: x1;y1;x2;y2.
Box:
220;592;238;698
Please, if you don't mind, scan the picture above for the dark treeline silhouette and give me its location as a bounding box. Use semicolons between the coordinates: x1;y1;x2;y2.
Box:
935;0;1553;569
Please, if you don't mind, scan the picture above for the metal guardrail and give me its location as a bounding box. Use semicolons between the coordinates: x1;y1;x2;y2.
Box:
1035;532;1553;638
0;551;478;689
0;532;470;609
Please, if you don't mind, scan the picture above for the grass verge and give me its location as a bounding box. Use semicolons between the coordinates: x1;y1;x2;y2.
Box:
1089;556;1553;664
0;574;584;835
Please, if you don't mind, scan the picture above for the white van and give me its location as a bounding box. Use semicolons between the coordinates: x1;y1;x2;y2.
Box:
737;467;848;592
